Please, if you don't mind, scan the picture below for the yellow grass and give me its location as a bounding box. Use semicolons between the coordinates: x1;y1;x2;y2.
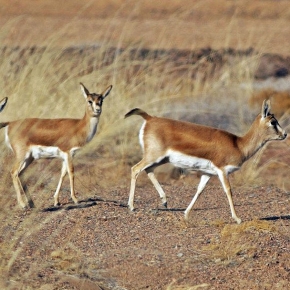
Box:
203;220;277;263
0;1;290;288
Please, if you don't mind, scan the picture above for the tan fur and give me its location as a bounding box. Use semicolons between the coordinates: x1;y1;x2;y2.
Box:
125;100;287;224
1;84;112;208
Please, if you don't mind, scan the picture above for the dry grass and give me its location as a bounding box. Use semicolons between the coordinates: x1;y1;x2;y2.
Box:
0;28;272;195
203;220;277;263
166;280;210;290
0;1;289;289
1;0;290;54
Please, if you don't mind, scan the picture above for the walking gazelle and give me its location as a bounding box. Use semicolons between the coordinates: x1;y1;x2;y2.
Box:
125;100;287;224
0;83;112;208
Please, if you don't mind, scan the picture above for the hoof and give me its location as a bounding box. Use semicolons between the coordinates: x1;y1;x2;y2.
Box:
128;205;135;211
163;202;167;208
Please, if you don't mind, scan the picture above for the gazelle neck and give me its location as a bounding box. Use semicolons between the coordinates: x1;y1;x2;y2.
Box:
82;110;100;143
238;116;266;162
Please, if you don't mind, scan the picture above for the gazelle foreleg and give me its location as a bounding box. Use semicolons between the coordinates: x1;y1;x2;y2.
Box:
53;161;67;206
65;153;78;205
184;174;210;220
217;170;241;224
54;154;78;206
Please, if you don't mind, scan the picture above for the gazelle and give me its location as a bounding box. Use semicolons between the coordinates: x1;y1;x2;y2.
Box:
125;100;287;224
0;97;7;112
0;83;112;208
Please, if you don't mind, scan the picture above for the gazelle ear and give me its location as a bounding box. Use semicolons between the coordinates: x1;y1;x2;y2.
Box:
80;83;90;99
0;97;7;112
261;99;271;118
102;85;113;99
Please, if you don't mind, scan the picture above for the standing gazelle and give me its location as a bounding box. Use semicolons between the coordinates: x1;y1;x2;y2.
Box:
125;100;287;224
0;83;112;208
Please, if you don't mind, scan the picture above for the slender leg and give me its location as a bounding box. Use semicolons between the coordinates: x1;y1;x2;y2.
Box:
128;158;154;210
11;155;35;208
184;174;210;220
128;156;168;211
217;170;241;224
11;168;27;208
128;161;142;211
146;168;167;207
53;161;67;206
65;154;78;204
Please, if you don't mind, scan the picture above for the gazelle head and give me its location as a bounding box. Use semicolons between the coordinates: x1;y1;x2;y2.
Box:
260;99;287;141
80;83;112;117
0;97;7;112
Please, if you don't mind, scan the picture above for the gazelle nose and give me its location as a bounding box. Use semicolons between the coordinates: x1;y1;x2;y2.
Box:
284;133;287;138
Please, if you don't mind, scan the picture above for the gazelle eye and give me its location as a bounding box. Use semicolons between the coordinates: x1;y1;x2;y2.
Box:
270;120;276;126
88;100;93;105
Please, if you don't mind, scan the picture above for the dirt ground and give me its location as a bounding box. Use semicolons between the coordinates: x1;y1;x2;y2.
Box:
0;182;290;289
0;1;290;289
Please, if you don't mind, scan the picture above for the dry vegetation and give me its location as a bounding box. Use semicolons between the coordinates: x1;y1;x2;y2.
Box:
0;0;290;289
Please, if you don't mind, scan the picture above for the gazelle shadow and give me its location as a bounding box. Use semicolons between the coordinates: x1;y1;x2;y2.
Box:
260;215;290;221
157;206;221;212
41;196;127;212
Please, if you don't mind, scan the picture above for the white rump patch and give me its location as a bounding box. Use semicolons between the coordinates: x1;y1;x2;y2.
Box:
139;121;146;150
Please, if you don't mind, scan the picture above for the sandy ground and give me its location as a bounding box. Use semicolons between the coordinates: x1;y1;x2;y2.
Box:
0;183;289;289
0;1;290;289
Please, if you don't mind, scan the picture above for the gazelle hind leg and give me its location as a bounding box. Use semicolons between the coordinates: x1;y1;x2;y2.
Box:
184;174;210;220
146;168;167;208
11;170;27;208
128;158;157;210
11;155;35;208
128;161;143;211
128;156;168;211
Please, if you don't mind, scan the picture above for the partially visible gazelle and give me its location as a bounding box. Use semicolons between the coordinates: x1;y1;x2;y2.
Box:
0;97;7;112
0;83;112;208
125;100;287;224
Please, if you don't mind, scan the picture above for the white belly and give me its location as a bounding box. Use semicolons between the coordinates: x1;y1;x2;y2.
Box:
31;145;62;159
167;149;239;175
29;145;80;159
